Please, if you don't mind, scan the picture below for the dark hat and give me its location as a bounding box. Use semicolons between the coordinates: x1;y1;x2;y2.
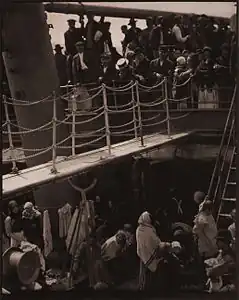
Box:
203;46;212;52
67;19;76;23
54;44;63;50
128;18;137;25
3;247;41;285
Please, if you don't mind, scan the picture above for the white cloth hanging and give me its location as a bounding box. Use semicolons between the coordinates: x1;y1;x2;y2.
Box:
58;203;72;238
66;200;95;255
43;210;53;257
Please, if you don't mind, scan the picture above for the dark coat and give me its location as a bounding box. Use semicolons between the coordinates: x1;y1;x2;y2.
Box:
54;53;68;86
64;27;85;56
99;63;117;84
150;58;174;78
85;20;101;50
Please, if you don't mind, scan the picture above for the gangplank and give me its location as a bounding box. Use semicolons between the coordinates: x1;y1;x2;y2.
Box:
2;131;192;197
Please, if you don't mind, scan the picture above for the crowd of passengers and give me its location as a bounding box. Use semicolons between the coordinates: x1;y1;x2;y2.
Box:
2;189;236;293
53;13;236;109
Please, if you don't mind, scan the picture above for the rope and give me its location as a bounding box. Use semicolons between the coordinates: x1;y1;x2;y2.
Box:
111;126;139;135
173;77;191;87
58;110;105;125
6;93;53;105
55;135;72;147
142;117;168;127
138;78;166;90
105;82;136;92
108;105;136;113
170;113;191;120
61;87;103;104
110;119;135;129
141;111;162;122
106;80;134;91
2;122;8;127
108;100;134;110
168;97;190;102
15;145;53;152
57;134;106;149
74;126;106;138
140;98;166;107
2;121;53;135
5;146;52;162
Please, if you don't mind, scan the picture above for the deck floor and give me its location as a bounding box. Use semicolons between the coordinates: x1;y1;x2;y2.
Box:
3;132;191;196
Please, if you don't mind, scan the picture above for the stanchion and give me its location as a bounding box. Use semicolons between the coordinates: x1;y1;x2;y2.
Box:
164;77;171;137
3;95;19;173
131;84;138;139
102;84;111;155
71;91;77;156
51;91;57;173
135;81;144;147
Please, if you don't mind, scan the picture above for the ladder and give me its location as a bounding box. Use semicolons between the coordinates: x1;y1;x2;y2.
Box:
217;145;236;228
207;85;236;229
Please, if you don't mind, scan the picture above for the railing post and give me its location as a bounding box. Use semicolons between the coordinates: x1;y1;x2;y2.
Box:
164;77;171;137
71;91;77;156
135;81;144;147
51;91;57;173
3;95;18;173
102;84;111;155
131;84;138;139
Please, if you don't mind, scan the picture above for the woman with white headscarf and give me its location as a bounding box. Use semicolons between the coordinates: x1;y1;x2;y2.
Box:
136;211;175;291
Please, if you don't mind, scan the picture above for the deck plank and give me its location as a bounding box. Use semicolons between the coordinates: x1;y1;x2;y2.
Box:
3;132;191;196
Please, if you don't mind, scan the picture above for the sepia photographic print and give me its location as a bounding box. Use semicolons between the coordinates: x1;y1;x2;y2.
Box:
1;2;237;299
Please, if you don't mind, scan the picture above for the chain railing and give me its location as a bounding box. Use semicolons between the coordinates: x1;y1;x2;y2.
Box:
2;77;234;175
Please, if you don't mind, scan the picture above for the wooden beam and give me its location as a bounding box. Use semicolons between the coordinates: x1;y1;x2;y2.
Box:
44;2;229;22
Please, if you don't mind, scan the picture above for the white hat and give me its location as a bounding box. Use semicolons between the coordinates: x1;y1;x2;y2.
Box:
24;202;33;210
116;58;129;70
176;56;186;66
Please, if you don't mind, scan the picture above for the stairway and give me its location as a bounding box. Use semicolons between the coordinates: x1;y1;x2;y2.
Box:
217;146;236;229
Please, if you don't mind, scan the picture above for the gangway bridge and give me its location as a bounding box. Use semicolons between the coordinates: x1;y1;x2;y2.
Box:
2;78;234;198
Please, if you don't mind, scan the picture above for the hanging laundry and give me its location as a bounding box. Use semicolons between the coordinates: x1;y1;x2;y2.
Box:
58;203;72;238
43;210;53;257
66;200;95;255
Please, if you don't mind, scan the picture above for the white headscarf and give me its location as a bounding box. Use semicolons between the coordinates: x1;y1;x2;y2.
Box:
136;211;161;272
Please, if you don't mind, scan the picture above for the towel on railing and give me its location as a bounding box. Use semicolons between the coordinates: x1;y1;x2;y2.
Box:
43;210;53;257
58;203;72;238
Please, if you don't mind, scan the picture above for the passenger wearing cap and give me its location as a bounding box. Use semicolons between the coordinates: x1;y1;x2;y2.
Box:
197;46;215;89
72;40;92;84
116;58;135;82
132;48;151;83
173;56;189;107
98;53;117;84
54;44;67;86
150;45;174;80
124;18;141;46
64;19;85;56
139;17;154;60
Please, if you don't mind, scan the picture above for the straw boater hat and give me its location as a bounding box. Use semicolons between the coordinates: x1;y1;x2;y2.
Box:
116;58;129;70
2;247;41;285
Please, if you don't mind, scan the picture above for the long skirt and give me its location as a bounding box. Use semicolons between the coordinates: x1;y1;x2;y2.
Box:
138;257;181;293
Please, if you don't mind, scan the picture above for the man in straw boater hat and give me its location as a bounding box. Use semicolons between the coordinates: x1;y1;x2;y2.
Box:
115;57;136;82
